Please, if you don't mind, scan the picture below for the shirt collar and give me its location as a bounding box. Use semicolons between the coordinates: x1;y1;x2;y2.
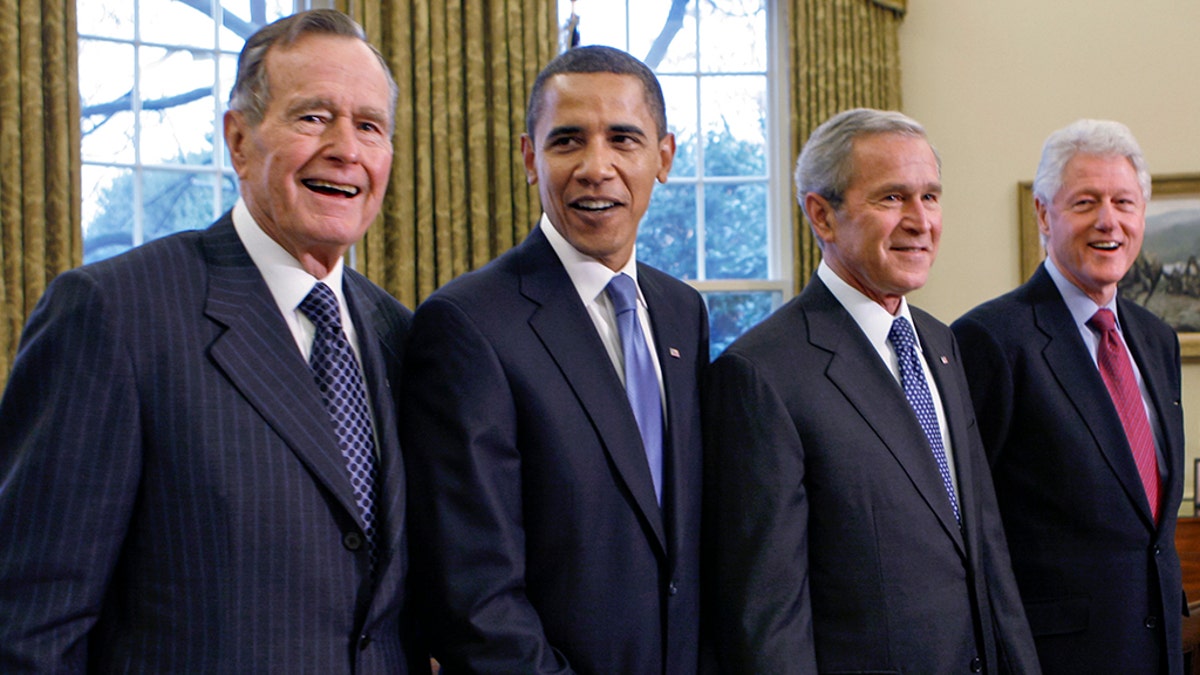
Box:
817;259;919;350
539;213;642;307
1043;256;1121;332
232;198;346;317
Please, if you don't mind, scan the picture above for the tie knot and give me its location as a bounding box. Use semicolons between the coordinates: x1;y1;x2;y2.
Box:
1088;308;1117;334
299;282;343;332
606;273;639;315
888;316;917;352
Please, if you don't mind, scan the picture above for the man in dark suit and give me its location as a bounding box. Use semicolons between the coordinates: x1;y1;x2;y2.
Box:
953;119;1185;674
400;46;708;673
0;10;426;672
704;108;1039;674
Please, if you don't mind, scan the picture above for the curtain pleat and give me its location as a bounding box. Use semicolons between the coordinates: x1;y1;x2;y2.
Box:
789;0;903;292
345;0;556;307
0;0;80;387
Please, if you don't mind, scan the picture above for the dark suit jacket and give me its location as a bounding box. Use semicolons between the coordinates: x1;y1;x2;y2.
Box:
704;275;1039;674
952;264;1185;675
400;227;708;674
0;214;427;673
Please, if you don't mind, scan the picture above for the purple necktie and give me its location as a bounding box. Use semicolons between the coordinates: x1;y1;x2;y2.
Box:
606;273;663;504
299;282;379;570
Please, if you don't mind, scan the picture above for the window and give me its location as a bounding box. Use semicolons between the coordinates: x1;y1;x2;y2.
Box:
557;0;792;356
78;1;295;264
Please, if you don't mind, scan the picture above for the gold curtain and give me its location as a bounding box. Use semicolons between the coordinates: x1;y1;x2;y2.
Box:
340;0;558;307
0;0;80;384
789;0;904;291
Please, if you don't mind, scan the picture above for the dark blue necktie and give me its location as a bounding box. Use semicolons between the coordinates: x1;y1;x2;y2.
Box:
606;273;663;504
299;282;379;570
888;316;960;523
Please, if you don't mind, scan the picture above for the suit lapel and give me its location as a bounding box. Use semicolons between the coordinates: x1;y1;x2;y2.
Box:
343;274;406;575
519;230;668;556
637;266;698;567
1120;296;1183;527
1028;269;1157;525
804;280;965;551
200;217;366;533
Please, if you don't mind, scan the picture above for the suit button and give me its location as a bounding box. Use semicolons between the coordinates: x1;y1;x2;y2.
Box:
1153;544;1162;556
970;656;982;672
358;634;372;650
343;532;363;551
668;581;678;596
1145;616;1159;629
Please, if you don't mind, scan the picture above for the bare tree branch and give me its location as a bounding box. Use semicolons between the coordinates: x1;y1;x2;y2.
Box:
83;87;212;119
643;0;691;69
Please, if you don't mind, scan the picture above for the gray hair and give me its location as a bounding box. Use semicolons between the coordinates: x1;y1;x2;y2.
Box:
526;45;668;139
228;9;398;128
794;107;940;220
1032;119;1151;205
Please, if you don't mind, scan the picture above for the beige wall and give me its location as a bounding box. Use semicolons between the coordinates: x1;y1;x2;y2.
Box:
898;0;1200;508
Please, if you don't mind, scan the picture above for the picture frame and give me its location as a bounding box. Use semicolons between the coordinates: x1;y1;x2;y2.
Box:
1019;173;1200;358
1195;457;1200;516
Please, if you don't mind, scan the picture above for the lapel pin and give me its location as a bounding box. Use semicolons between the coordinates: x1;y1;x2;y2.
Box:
669;347;681;359
940;355;949;365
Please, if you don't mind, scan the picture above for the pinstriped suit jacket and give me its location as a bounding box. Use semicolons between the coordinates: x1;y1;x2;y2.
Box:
0;214;427;673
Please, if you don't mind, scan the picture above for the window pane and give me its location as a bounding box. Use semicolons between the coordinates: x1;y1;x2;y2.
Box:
139;47;221;165
699;0;767;73
82;165;134;264
660;75;696;178
141;170;233;241
78;2;133;40
703;76;767;177
142;1;219;49
639;183;698;280
703;290;779;359
705;181;768;279
80;40;136;164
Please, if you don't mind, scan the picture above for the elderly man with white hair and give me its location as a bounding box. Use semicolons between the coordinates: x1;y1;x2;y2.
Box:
953;119;1186;675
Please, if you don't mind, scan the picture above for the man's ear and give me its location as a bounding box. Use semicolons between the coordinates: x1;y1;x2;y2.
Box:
225;111;249;179
520;134;538;185
805;192;837;245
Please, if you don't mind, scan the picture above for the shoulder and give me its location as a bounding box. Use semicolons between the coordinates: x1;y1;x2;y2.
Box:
1118;295;1175;342
345;268;413;337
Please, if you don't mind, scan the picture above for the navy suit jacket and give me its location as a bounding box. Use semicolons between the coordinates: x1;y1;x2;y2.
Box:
400;226;708;674
0;214;427;673
704;275;1040;674
953;264;1186;675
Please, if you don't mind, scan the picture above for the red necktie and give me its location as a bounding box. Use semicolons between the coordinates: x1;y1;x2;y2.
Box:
1088;308;1160;523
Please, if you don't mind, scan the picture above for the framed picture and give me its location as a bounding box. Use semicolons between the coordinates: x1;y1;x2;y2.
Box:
1019;173;1200;358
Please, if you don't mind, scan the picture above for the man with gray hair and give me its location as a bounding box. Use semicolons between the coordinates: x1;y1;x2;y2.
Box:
0;10;427;672
953;119;1185;674
704;107;1038;673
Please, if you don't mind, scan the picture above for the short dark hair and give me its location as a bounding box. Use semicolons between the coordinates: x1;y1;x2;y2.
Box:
228;9;398;127
525;45;668;139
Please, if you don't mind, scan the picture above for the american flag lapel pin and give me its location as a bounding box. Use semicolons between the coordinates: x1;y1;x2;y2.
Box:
940;355;949;365
669;347;681;359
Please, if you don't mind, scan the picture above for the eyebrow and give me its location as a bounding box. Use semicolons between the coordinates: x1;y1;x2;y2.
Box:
285;97;390;125
544;123;649;139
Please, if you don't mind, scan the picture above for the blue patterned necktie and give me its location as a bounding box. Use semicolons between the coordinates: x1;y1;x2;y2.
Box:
606;273;664;504
299;282;379;570
888;316;960;523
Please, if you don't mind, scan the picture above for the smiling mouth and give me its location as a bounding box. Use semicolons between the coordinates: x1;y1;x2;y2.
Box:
571;199;620;213
1090;241;1121;250
302;179;360;198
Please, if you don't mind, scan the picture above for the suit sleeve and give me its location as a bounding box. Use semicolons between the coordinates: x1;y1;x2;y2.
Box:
950;315;1016;465
400;296;572;674
702;351;817;674
0;271;141;673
